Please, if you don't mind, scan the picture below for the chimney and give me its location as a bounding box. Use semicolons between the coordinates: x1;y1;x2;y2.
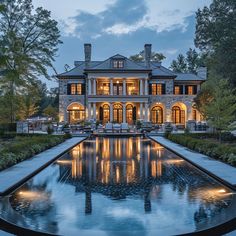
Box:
196;67;207;80
84;43;91;68
144;44;152;68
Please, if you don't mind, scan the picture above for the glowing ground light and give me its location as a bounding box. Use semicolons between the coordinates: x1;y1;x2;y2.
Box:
18;191;49;201
218;189;226;193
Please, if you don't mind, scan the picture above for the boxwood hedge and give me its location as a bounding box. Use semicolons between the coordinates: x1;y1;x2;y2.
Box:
167;134;236;167
0;134;67;171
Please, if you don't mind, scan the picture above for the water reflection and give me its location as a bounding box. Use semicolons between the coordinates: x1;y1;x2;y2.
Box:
1;137;235;236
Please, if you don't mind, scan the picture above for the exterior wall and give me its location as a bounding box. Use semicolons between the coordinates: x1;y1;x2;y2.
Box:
58;75;203;124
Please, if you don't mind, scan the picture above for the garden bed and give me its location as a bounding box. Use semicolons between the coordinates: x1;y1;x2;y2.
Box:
166;133;236;167
0;134;68;171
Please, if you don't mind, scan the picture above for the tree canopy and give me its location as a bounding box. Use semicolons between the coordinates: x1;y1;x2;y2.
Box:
195;0;236;86
129;50;166;62
0;0;61;122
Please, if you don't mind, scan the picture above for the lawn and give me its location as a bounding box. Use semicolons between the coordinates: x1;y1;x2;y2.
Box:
166;133;236;167
0;134;67;171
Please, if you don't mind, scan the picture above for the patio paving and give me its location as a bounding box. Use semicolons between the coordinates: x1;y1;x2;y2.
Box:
149;136;236;190
0;137;86;196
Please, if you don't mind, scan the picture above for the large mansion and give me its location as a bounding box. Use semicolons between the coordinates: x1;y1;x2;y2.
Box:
57;44;206;126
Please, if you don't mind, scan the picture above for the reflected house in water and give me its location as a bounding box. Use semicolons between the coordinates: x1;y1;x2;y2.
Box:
56;137;235;219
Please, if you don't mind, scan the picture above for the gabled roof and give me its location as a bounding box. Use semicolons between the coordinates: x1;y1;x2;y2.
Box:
85;54;151;71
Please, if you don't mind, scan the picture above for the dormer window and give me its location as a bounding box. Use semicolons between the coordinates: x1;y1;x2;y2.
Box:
113;60;124;68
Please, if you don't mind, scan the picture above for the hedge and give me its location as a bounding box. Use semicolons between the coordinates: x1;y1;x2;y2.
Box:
167;134;236;167
0;134;69;171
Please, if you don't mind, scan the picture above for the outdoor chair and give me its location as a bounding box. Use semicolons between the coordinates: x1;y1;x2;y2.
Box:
113;123;121;133
105;123;113;133
121;123;129;133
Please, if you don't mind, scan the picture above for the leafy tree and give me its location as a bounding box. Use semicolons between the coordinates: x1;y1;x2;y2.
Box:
170;54;187;73
195;0;236;86
0;0;62;122
129;50;166;62
200;74;236;141
43;105;58;120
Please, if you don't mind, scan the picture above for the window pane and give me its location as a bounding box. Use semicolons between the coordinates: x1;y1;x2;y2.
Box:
157;84;162;95
71;84;76;95
77;84;82;95
175;86;180;95
118;61;124;68
188;86;193;95
152;84;156;95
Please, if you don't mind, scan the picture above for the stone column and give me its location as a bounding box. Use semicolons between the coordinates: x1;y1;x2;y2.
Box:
144;78;148;95
123;79;126;95
140;79;143;95
140;103;143;120
110;78;113;95
93;102;96;120
88;78;92;95
88;102;91;120
123;103;126;123
93;78;96;95
109;103;113;122
145;103;149;121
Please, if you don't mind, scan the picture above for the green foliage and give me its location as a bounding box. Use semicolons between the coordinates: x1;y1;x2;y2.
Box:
170;48;204;73
0;135;65;171
167;134;236;166
129;50;166;62
46;125;54;134
0;0;61;122
195;0;236;86
43;105;58;120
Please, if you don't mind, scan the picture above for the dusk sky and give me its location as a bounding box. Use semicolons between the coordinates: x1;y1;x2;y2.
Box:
32;0;212;87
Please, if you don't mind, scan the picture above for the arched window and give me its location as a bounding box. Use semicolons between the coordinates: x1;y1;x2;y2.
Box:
100;104;110;123
172;106;185;124
113;103;123;123
151;106;163;124
67;103;85;123
126;104;133;124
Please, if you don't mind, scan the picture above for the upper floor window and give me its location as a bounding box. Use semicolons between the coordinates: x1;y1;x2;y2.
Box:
151;83;165;95
174;86;180;95
185;85;197;95
67;83;84;95
113;60;124;68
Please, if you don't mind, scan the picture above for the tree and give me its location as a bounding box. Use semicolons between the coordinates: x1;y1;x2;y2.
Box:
129;50;166;62
0;0;62;122
199;75;236;141
43;105;58;120
170;54;187;73
195;0;236;86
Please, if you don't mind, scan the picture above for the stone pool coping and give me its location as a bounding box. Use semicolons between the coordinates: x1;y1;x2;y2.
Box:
0;136;87;196
149;136;236;190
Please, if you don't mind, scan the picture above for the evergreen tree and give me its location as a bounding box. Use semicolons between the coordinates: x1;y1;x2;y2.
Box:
170;54;187;73
195;0;236;86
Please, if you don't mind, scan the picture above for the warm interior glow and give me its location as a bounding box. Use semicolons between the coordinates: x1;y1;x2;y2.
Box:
57;160;72;164
18;191;49;200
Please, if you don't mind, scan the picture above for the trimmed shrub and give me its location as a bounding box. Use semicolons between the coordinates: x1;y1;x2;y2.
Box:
167;134;236;167
0;135;66;171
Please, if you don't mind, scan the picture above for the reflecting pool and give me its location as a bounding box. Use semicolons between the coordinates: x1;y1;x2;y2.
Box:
0;137;235;236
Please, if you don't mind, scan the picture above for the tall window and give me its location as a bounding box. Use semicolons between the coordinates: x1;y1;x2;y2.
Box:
151;84;165;95
67;103;85;123
151;106;163;124
192;109;197;120
188;86;193;95
68;83;83;95
172;106;185;124
113;60;124;68
174;86;180;95
113;103;123;123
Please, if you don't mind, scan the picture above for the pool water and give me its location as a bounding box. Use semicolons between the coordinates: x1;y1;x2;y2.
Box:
0;137;235;236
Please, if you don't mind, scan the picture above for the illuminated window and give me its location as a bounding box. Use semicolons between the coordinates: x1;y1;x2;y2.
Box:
157;84;162;95
113;60;124;68
69;83;83;95
151;84;165;95
188;86;193;95
151;84;157;95
174;86;180;95
192;109;197;120
71;84;76;95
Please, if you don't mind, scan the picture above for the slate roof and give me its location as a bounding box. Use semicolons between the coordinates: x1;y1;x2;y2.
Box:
57;55;205;81
175;73;205;81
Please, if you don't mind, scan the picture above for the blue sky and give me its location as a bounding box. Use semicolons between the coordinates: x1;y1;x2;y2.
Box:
32;0;212;88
